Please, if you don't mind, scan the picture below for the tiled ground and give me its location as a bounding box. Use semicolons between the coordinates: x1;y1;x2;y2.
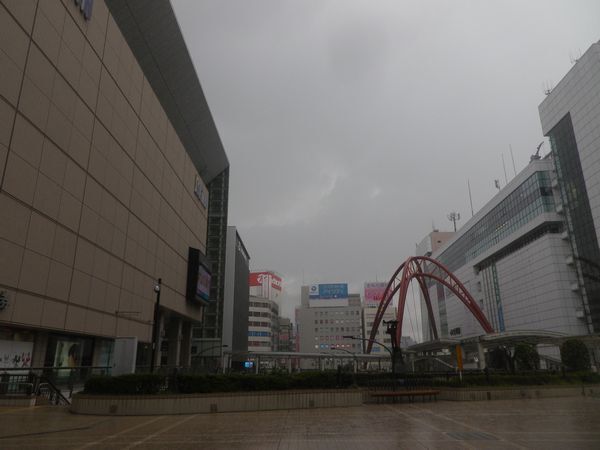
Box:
0;397;599;449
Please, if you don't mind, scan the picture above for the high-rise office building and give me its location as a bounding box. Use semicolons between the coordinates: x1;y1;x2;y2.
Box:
539;41;600;335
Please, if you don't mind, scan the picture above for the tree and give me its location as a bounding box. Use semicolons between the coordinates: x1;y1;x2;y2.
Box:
560;339;591;371
514;343;539;371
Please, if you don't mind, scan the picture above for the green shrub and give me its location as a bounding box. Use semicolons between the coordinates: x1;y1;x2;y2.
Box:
561;339;591;371
84;374;165;395
514;343;540;371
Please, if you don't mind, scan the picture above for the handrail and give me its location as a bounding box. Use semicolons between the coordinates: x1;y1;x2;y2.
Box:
38;376;71;406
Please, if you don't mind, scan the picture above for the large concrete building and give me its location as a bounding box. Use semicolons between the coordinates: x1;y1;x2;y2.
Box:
539;41;600;335
0;0;228;371
419;159;584;341
296;284;363;355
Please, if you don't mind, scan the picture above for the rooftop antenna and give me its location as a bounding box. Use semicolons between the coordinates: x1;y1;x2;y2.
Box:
501;154;508;185
530;141;544;162
494;179;501;191
467;179;474;217
509;144;517;177
543;81;554;96
447;211;460;232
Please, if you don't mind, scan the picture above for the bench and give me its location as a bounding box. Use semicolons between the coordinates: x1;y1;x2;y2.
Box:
370;389;440;403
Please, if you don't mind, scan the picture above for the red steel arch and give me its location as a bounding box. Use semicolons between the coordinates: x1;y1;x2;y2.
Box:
366;256;494;353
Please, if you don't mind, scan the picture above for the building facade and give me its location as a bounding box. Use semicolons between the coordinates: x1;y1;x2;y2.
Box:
419;159;586;340
210;226;249;369
296;284;363;355
539;41;600;335
0;0;228;371
248;295;278;352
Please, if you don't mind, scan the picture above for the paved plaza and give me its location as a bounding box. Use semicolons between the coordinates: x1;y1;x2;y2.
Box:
0;397;599;449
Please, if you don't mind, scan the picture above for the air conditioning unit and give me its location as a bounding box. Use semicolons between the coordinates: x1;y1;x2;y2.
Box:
575;308;585;319
551;178;559;188
561;231;569;240
566;256;574;265
570;283;580;292
556;203;564;214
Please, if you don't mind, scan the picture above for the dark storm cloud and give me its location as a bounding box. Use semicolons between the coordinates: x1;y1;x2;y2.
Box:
172;0;600;335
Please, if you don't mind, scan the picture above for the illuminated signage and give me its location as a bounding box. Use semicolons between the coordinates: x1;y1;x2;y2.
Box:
186;248;212;305
309;283;348;307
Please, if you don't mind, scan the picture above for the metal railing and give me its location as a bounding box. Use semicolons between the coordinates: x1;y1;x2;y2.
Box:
0;366;112;405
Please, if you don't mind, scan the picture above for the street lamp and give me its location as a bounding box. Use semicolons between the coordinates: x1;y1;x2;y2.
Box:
331;346;358;374
343;335;394;371
150;278;161;373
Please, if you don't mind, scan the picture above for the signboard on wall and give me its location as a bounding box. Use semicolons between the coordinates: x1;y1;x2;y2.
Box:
364;282;387;307
249;271;283;300
0;339;33;369
309;283;348;307
186;247;212;304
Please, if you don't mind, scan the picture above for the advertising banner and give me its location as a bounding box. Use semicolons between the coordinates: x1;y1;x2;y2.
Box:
309;283;348;307
0;340;33;369
364;281;387;307
196;264;211;301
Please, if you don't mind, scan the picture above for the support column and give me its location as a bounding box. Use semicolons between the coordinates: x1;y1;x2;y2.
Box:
477;341;486;370
167;317;182;368
179;321;192;368
153;314;165;370
32;332;49;367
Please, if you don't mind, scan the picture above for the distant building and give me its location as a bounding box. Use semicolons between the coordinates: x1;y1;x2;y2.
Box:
214;227;250;369
276;317;295;352
362;282;396;355
416;232;455;340
296;284;363;366
248;295;278;352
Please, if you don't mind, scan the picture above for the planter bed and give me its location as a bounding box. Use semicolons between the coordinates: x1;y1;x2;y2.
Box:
71;389;364;415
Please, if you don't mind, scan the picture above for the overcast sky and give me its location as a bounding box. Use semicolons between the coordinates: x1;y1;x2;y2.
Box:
171;0;600;339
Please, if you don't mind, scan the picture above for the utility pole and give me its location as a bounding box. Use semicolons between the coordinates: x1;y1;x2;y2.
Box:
151;278;162;373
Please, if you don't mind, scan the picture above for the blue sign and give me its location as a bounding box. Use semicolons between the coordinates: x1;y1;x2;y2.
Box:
244;361;254;369
309;283;348;300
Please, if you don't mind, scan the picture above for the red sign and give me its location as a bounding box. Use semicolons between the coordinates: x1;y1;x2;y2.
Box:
249;272;282;291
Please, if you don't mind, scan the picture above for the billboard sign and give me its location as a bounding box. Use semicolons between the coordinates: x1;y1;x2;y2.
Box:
249;271;283;300
364;282;387;307
309;283;348;307
186;247;212;304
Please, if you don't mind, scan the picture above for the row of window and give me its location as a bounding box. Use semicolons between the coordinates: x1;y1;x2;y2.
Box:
248;341;271;347
248;321;270;327
315;310;359;316
314;327;360;334
314;319;359;325
437;171;556;272
248;331;271;337
249;311;271;318
315;344;359;349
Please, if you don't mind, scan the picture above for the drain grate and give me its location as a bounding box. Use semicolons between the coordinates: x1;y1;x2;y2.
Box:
447;431;498;441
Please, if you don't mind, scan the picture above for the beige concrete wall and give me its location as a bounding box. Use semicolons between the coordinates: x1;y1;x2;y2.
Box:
0;0;208;342
71;389;365;415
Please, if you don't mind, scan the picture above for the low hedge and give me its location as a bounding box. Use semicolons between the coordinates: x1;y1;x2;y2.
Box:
84;371;355;395
83;371;600;395
84;374;166;395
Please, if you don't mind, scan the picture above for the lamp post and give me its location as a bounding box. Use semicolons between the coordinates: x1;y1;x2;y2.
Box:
150;278;161;373
331;346;358;373
342;335;394;370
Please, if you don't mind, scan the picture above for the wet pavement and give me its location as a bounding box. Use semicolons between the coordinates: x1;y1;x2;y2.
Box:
0;397;599;449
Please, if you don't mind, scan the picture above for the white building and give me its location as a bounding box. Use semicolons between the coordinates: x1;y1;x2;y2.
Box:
538;41;600;335
420;159;586;340
248;295;278;352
